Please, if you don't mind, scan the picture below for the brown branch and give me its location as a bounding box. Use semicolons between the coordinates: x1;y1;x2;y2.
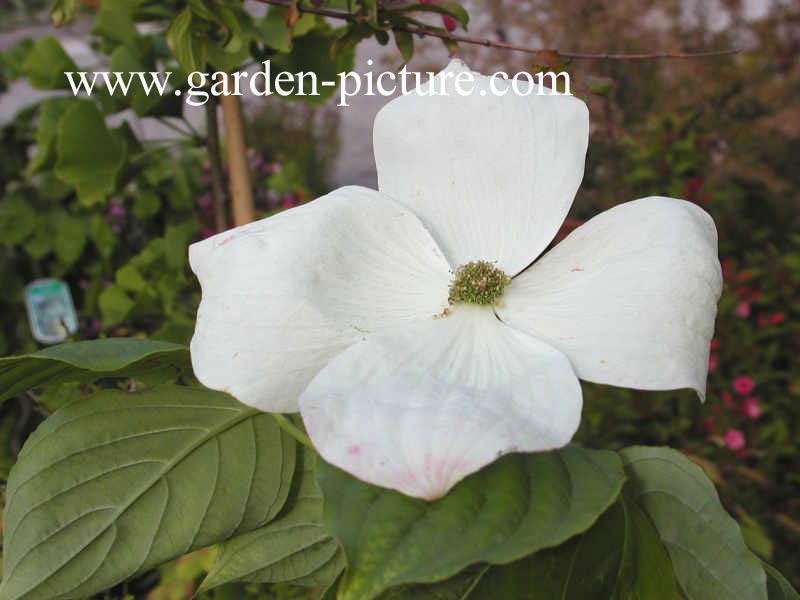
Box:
252;0;742;60
220;74;255;226
205;95;228;233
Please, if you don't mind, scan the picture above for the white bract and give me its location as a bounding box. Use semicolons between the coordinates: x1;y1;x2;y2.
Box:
189;60;722;500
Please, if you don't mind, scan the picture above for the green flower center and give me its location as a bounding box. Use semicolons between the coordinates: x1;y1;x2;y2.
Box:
448;261;511;305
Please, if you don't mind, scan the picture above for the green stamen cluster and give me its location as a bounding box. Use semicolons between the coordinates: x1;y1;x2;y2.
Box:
448;260;511;305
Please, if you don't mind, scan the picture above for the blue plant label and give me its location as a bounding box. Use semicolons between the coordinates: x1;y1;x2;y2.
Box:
24;278;79;344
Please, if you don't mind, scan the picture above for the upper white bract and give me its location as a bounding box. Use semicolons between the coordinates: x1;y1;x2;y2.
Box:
189;60;723;500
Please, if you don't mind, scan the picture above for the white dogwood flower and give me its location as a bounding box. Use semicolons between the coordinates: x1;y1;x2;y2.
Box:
189;60;722;500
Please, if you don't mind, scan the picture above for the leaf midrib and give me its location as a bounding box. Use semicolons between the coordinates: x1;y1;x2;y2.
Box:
4;405;260;598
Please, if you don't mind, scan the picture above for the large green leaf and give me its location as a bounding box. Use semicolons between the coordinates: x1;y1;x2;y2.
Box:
612;495;678;599
0;385;296;600
620;446;768;600
469;495;676;599
378;566;489;600
199;448;344;592
763;562;799;600
318;446;625;600
0;338;191;402
54;100;126;206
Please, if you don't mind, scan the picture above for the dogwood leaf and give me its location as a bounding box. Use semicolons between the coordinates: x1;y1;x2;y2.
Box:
199;447;344;592
763;562;799;600
317;446;625;600
620;446;768;600
469;495;676;599
0;385;296;600
0;338;191;402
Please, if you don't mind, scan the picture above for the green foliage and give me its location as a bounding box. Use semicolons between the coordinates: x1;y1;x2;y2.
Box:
764;562;800;600
199;449;345;592
261;6;319;53
620;446;767;599
50;0;78;26
20;36;77;90
317;447;625;600
55;100;127;205
0;385;296;600
0;338;190;402
166;8;207;75
470;496;677;599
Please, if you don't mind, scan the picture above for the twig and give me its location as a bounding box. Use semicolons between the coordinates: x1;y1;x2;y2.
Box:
156;116;197;139
272;413;313;448
180;115;203;139
205;96;229;233
251;0;742;60
220;74;255;226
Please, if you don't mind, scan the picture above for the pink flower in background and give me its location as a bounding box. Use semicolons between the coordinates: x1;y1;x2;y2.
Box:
197;193;213;209
250;154;265;171
759;311;785;328
721;390;734;407
721;258;733;281
708;353;718;372
703;417;717;434
770;312;785;325
724;428;746;451
735;301;751;318
742;397;762;420
710;338;719;350
733;375;755;395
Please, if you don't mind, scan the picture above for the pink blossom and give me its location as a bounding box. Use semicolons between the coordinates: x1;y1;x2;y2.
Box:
733;375;755;396
742;397;762;420
721;390;734;407
420;0;458;31
197;193;213;209
721;258;734;282
250;155;265;171
281;193;295;210
708;353;718;372
703;416;716;434
710;338;719;350
724;428;746;451
769;312;785;326
735;301;750;318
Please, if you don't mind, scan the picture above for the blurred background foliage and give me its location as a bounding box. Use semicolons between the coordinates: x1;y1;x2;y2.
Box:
0;0;797;596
